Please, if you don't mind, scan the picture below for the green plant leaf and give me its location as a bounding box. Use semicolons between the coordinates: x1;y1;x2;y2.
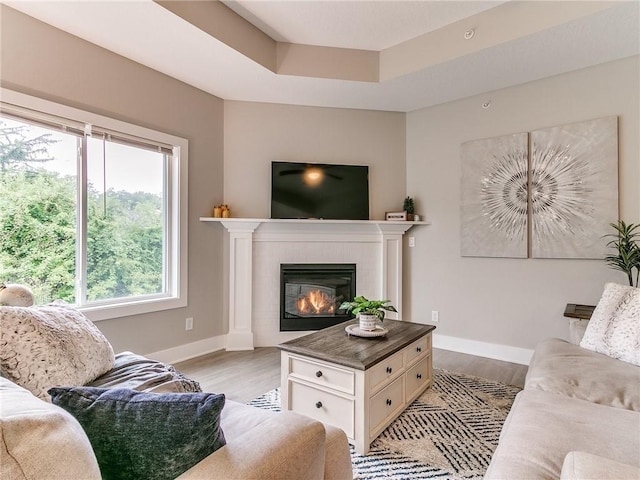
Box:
604;220;640;287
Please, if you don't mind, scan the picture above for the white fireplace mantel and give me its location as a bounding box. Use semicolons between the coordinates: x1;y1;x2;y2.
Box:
200;217;430;350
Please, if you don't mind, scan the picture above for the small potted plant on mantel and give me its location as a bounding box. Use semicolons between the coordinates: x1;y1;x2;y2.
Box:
340;296;398;331
403;196;415;221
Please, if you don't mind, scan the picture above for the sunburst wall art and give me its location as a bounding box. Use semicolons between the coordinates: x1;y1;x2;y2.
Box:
530;117;618;259
461;133;529;258
460;116;618;259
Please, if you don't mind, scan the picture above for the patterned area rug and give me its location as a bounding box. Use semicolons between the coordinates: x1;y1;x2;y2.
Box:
248;369;521;480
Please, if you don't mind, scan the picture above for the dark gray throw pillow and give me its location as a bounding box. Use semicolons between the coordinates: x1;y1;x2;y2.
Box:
48;387;226;480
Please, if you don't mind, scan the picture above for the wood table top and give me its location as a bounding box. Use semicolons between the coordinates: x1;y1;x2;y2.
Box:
277;319;436;370
563;303;596;320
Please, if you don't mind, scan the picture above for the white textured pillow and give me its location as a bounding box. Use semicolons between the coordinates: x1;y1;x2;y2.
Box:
580;283;640;366
0;304;115;400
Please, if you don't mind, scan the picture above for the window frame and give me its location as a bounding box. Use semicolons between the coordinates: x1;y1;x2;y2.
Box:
0;88;188;321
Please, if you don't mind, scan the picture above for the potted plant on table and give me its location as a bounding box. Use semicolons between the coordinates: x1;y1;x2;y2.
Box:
340;296;398;331
604;220;640;287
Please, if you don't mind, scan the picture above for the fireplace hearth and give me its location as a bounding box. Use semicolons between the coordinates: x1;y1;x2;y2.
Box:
280;264;356;331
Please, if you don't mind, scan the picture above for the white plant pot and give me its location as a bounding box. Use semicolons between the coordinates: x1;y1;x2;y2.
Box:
358;314;379;331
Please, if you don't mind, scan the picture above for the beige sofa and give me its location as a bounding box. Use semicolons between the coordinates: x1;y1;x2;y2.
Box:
1;352;352;480
485;335;640;479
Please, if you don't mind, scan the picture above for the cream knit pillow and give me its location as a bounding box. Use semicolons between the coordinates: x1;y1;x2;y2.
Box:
0;377;101;479
580;283;640;366
0;304;115;400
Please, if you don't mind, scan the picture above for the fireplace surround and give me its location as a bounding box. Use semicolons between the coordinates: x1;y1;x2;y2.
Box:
199;218;424;349
280;263;356;331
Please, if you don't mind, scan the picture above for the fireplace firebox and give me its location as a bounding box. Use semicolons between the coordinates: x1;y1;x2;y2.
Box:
280;264;356;331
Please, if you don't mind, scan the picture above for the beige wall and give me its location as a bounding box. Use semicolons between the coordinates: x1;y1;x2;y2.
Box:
0;6;226;354
223;101;406;220
405;56;640;353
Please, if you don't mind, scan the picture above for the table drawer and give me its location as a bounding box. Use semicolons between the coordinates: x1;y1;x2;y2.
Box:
405;356;431;401
405;334;430;365
369;376;404;437
369;351;404;393
289;381;355;438
289;356;355;394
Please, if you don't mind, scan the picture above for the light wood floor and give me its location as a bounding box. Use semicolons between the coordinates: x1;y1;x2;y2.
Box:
176;347;528;403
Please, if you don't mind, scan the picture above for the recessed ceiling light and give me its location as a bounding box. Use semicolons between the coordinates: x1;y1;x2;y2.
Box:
482;100;492;109
464;29;475;40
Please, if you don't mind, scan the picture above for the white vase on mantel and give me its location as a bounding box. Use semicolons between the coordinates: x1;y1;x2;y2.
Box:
358;313;379;331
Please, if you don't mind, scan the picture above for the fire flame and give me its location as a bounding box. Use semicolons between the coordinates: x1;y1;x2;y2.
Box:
297;290;336;314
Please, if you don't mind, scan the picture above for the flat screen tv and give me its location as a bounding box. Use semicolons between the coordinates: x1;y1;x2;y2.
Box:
271;161;369;220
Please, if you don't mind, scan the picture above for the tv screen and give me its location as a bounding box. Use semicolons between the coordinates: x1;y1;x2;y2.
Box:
271;162;369;220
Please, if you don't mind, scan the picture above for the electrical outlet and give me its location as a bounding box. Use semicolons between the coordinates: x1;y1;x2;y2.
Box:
408;236;415;247
185;317;193;331
431;310;439;323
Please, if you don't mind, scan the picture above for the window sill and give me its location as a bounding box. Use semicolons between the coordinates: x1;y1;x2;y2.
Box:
81;295;187;322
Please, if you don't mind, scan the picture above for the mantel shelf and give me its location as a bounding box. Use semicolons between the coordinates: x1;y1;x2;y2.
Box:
200;217;429;235
200;217;429;227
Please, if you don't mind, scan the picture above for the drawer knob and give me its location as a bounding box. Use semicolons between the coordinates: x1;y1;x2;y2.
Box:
386;399;392;406
386;366;393;374
416;347;422;352
315;371;323;378
417;373;422;379
315;401;323;409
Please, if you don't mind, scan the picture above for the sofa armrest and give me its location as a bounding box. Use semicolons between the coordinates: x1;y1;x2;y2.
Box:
176;411;326;480
561;451;640;480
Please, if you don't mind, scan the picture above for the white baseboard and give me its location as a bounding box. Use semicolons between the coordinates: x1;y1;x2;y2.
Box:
225;331;255;351
433;333;533;366
147;335;225;364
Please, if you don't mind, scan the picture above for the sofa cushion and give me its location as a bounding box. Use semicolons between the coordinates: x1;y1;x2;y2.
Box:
0;304;115;400
212;400;352;480
580;282;640;366
0;377;101;480
484;389;640;480
49;386;226;480
88;351;201;393
561;451;640;480
525;338;640;411
178;400;328;480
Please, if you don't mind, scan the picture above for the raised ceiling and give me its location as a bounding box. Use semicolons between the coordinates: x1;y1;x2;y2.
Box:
5;1;639;112
221;1;506;51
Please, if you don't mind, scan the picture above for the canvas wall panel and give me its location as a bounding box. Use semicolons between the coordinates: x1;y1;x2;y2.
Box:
530;116;618;258
461;133;528;258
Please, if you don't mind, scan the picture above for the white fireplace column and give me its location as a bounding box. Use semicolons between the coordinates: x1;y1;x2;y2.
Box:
222;220;260;351
377;223;413;320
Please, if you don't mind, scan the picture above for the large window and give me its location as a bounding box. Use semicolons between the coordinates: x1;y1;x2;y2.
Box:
0;89;188;321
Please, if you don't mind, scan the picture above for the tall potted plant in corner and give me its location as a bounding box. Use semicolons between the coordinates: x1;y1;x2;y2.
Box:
403;196;415;221
604;220;640;287
340;296;397;331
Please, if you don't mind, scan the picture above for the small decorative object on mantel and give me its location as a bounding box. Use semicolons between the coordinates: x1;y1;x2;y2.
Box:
386;211;407;221
340;296;397;332
403;196;415;221
212;204;231;218
0;282;35;307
